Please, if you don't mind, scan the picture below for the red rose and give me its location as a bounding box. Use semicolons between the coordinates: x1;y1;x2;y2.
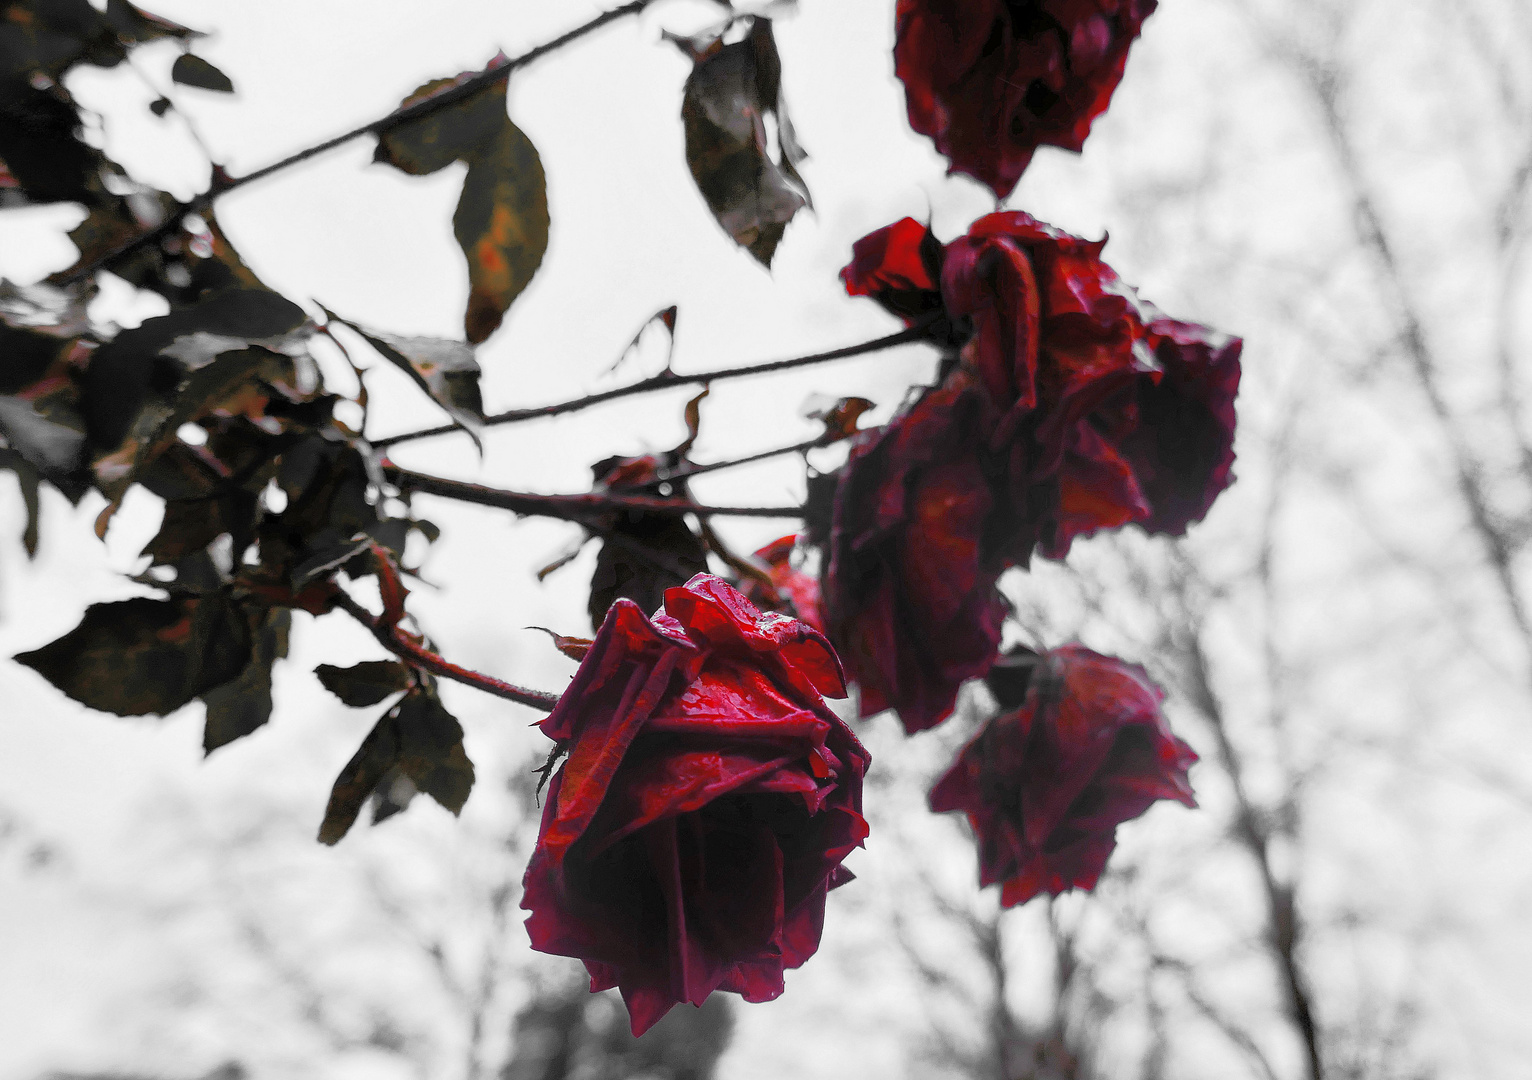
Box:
840;217;944;326
842;213;1240;561
825;376;1007;734
522;575;870;1036
894;0;1158;197
929;644;1196;906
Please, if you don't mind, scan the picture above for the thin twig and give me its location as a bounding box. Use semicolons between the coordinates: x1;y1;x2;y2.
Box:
657;435;826;484
385;464;805;522
335;591;561;711
371;319;938;449
59;0;657;284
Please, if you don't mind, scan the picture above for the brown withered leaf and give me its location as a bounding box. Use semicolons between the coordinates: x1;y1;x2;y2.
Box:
373;55;548;344
324;312;484;450
315;659;413;708
527;627;593;662
170;53;232;93
14;594;252;717
455;118;548;343
678;17;809;266
677;385;709;457
810;396;875;441
201;606;289;754
317;688;475;844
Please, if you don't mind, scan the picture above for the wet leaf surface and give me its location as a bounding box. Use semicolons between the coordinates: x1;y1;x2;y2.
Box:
15;594;252;717
318;687;474;844
678;17;809;266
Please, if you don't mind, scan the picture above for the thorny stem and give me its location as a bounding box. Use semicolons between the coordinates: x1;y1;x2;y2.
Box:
335;591;561;711
385;464;806;522
371;319;938;449
658;435;829;484
59;0;658;285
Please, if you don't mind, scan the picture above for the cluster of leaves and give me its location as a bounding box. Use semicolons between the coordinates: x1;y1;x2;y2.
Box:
0;1;528;838
0;1;846;849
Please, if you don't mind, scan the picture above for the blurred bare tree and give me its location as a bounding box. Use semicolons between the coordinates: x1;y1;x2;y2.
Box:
846;1;1532;1078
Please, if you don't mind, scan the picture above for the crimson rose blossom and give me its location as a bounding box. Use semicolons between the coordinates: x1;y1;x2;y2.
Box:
825;375;1006;735
830;213;1238;732
844;212;1241;561
522;575;869;1036
930;644;1196;905
895;0;1158;197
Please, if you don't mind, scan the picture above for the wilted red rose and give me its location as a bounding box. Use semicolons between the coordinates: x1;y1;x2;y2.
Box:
894;0;1158;197
929;644;1196;906
522;575;869;1036
741;534;825;633
842;212;1240;561
825;376;1007;734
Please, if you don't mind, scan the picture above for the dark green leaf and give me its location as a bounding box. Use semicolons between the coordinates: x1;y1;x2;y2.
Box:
80;288;305;451
0;395;87;495
394;690;474;814
141;489;259;565
15;594;252;717
374;57;510;176
589;519;708;628
678;17;809;266
324;312;484;450
0;448;41;556
317;687;474;844
0;85;103;203
315;660;413;708
290;534;372;589
318;708;401;845
0;321;72;394
103;0;202;47
170;53;233;93
202;607;289;754
368;766;417;825
135;345;278;471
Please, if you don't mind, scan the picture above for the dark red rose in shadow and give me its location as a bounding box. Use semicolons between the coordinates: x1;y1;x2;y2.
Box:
840;212;1240;562
742;534;826;633
825;376;1007;734
522;575;869;1036
929;644;1196;906
895;0;1158;197
827;214;1239;733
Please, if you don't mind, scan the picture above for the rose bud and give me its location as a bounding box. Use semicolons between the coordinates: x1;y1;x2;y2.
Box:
929;643;1196;906
522;575;870;1036
894;0;1159;198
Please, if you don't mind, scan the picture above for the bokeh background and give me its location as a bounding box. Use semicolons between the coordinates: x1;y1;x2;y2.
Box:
2;1;1530;1078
